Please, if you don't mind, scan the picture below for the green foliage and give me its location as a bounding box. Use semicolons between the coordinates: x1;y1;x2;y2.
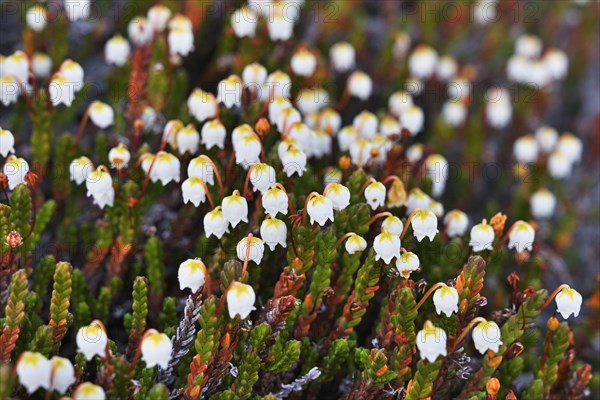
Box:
145;236;165;296
405;359;443;400
536;322;570;394
321;339;351;381
49;261;72;353
266;333;301;374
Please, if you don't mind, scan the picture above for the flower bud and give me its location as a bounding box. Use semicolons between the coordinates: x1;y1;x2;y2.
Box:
141;330;173;368
555;286;582;319
255;118;271;136
547;316;560;331
178;258;207;292
432;283;459;317
306;194;334;226
260;218;287;250
5;230;22;248
416;321;447;362
486;378;500;396
373;230;401;264
227;282;256;319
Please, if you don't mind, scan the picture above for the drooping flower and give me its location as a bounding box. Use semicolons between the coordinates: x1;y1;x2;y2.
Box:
181;177;207;207
548;151;572;179
324;183;350;211
306;194;334;226
507;220;535;253
108;144;130;170
411;209;439;242
555;286;583;319
555;133;582;163
168;25;194;57
187;89;217;122
260;218;287;250
147;4;172;32
534;126;559;154
382;216;403;236
26;4;47;32
400;105;425;136
231;7;258;38
49;356;76;394
242;62;268;88
444;209;469;237
85;166;114;209
236;236;265;264
395;251;420;279
227;282;256;319
203;207;229;239
291;47;317;77
0;127;15;157
469;219;495;252
249;163;276;194
364;181;386;210
178;258;207;292
432;284;459;317
353;111;378;140
330;42;355;73
530;189;556;219
201;119;227;150
76;322;108;360
472;320;503;354
16;352;51;394
389;91;414;117
513;135;538;164
234;131;262;168
416;321;447;362
140;330;173;369
281;147;307;177
176;124;200;155
217;75;243;109
105;34;131;67
128;16;153;46
31;52;52;79
70;156;94;185
262;186;289;217
347;71;373;101
64;0;90;21
187;155;216;185
408;45;439;79
344;233;367;255
149;152;181;185
373;230;401;264
73;382;106;400
221;191;248;228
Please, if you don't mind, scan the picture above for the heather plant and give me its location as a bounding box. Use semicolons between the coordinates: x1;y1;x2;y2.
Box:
0;1;598;399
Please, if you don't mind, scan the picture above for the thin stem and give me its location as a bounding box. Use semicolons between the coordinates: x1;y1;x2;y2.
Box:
415;282;446;311
448;317;487;354
334;232;357;249
538;284;570;312
199;155;224;197
198;179;216;209
273;183;295;214
494;222;516;251
243;164;256;198
382;175;401;185
400;208;424;240
302;192;320;225
241;234;253;278
72;107;90;149
368;211;392;226
358;177;376;195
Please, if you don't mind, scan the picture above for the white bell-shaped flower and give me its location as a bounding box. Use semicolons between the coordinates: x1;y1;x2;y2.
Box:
16;351;51;394
400;105;424;136
389;91;413;117
203;207;229;239
416;321;447;362
176;124;200;155
217;75;243;109
64;0;90;21
105;34;131;67
296;87;330;116
485;89;513;129
267;11;295;41
4;51;30;84
168;26;194;57
141;330;173;369
515;34;543;58
127;16;153;46
249;163;276;194
548;151;573;179
237;236;265;264
31;52;53;79
178;258;207;292
534;126;559;154
424;154;448;197
187;155;216;186
85;166;114;209
187;89;217;122
227;282;256;319
347;71;372;101
231;7;258;38
373;230;401;264
411;209;439;242
395;251;420;279
70;156;94;185
242;62;267;88
319;108;342;135
345;234;367;255
108;144;130;169
555;286;582;319
432;284;459;317
281;147;307;177
0;75;21;107
436;55;458;81
263;71;292;101
260;218;287;250
262;186;289;217
221;191;248;228
444;209;469;237
59;59;84;92
406;143;423;163
147;4;172;32
181;177;207;207
306;194;334;226
364;181;386;210
2;154;29;190
49;73;77;107
76;322;108;360
442;100;467;127
151;152;181;185
201;119;226;150
291;48;317;77
469;220;495;252
513;135;538;164
73;382;106;400
543;48;568;80
88;101;114;129
507;220;535;252
0;127;15;157
408;45;439;79
234;132;262;167
382;216;403;236
530;189;556;219
26;4;47;32
555;133;582;163
380;115;401;138
472;320;503;354
353;111;378;140
50;356;76;394
406;188;431;213
330;42;355;73
276;107;302;136
324;183;350;211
